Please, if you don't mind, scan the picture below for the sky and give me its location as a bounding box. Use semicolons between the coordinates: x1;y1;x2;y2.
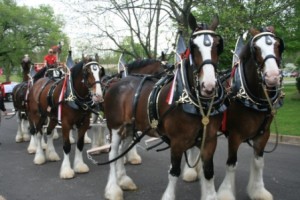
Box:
15;0;175;59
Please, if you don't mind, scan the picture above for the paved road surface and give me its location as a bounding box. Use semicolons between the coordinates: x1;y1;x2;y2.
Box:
0;104;300;200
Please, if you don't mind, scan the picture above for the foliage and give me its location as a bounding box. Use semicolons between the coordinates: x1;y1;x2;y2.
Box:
190;0;299;70
0;0;69;81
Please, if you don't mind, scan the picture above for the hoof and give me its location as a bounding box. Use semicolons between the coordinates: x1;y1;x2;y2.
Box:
74;163;89;174
34;155;46;165
248;188;273;200
84;135;92;144
53;131;59;139
27;146;36;154
60;168;75;179
182;168;198;182
23;134;31;142
46;151;61;161
105;184;123;200
217;190;235;200
15;135;23;143
119;176;137;191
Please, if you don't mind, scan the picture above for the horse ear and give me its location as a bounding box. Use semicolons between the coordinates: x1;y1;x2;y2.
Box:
249;28;260;36
266;26;275;33
209;15;219;31
188;13;198;31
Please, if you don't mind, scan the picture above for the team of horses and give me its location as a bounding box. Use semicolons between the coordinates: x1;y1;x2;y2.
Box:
11;12;285;200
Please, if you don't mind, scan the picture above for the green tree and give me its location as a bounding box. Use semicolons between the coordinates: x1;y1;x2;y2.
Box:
192;0;298;69
0;0;69;81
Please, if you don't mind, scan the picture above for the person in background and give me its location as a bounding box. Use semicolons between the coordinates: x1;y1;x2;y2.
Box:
44;48;57;68
33;49;58;82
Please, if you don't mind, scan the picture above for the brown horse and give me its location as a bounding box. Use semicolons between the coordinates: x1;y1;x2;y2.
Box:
90;58;171;164
217;27;284;200
12;55;32;142
27;59;104;179
103;13;226;200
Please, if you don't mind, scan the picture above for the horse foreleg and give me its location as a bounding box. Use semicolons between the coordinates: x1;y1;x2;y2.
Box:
73;126;89;174
69;129;75;144
217;134;240;200
21;119;30;142
53;127;60;139
247;134;273;200
247;156;273;200
124;145;142;165
200;140;218;200
27;134;37;154
118;137;137;190
60;127;75;179
15;116;23;142
45;121;60;161
105;128;123;200
84;131;92;144
161;145;183;200
182;146;201;182
33;132;46;165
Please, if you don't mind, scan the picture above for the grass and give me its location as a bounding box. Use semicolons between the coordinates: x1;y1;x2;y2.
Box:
271;83;300;136
1;74;299;136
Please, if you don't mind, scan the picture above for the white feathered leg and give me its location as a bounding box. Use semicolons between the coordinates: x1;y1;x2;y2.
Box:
45;132;60;161
182;147;201;182
53;127;60;139
27;135;37;154
33;132;46;165
217;165;237;200
73;147;89;173
21;119;30;142
124;145;142;165
117;138;137;190
15;117;23;143
69;129;75;144
105;129;123;200
84;131;92;144
247;156;273;200
161;172;178;200
60;152;75;179
200;169;217;200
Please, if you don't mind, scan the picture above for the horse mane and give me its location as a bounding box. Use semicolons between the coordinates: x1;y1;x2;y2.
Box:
239;40;252;61
71;61;84;80
126;59;159;71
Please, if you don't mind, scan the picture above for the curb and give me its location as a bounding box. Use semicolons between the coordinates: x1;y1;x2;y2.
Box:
269;134;300;146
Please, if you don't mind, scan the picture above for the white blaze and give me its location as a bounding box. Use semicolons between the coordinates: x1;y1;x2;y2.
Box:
192;35;216;96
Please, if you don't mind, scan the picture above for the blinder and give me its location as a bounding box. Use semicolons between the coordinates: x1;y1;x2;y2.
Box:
189;30;223;74
250;32;285;68
82;61;103;87
250;33;284;57
190;30;224;56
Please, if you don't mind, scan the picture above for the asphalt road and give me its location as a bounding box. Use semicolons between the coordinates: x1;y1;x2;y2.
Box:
0;103;300;200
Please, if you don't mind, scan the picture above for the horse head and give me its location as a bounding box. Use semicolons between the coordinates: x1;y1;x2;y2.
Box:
249;27;284;88
21;55;31;70
82;61;105;103
188;13;223;97
21;54;32;81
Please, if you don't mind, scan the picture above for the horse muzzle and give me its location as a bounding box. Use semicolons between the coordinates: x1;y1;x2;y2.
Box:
92;94;104;103
200;81;216;97
264;72;281;88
